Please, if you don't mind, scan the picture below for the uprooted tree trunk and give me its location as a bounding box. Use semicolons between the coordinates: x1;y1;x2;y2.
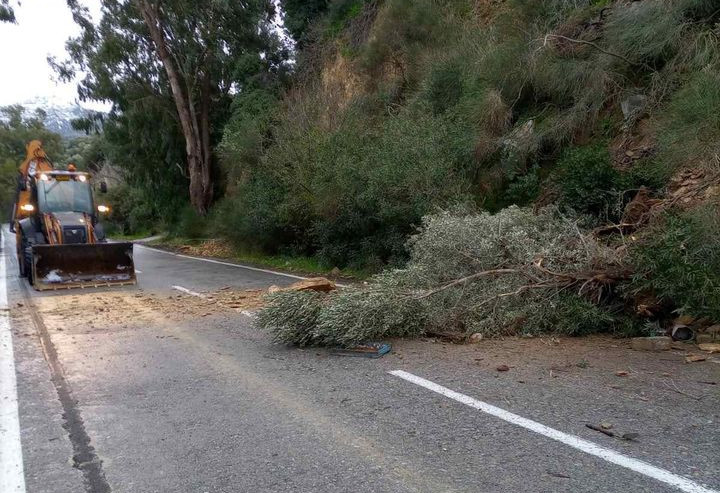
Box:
137;0;213;214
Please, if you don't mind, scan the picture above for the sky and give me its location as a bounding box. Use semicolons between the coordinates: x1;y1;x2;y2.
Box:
0;0;103;109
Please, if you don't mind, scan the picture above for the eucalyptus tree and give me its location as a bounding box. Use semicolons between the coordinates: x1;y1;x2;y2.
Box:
57;0;285;214
0;0;15;22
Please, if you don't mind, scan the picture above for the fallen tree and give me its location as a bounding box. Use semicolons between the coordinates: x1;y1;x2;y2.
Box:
257;206;631;346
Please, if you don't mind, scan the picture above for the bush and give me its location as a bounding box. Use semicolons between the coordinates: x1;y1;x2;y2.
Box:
655;71;720;173
105;184;157;235
171;206;207;239
631;203;720;322
556;144;623;218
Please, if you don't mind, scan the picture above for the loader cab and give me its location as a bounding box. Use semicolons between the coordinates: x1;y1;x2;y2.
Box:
34;171;96;220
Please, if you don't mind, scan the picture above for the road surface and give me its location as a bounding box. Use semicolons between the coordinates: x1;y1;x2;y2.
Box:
1;230;718;493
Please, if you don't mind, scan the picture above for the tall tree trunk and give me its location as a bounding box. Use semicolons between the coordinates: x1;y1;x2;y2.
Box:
136;0;213;214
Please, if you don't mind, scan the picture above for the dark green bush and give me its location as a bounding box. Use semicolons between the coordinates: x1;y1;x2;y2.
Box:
556;144;622;217
631;203;720;322
171;206;208;239
105;184;157;235
427;62;463;115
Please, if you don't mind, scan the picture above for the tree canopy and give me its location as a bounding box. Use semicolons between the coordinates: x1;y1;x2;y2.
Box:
56;0;290;214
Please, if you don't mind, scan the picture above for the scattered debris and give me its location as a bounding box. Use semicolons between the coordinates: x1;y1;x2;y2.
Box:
621;432;639;441
468;332;484;343
268;277;337;294
586;423;615;437
685;354;707;363
496;364;510;372
331;342;392;358
600;422;613;430
698;343;720;354
630;336;671;352
546;470;571;479
663;380;702;401
615;370;629;377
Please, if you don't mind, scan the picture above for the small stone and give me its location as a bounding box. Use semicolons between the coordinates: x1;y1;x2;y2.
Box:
698;343;720;354
330;267;342;276
468;333;484;343
496;364;510;372
685;354;707;363
600;422;613;430
615;370;629;377
630;336;671;352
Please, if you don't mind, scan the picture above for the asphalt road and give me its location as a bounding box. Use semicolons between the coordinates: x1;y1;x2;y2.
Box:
1;230;718;493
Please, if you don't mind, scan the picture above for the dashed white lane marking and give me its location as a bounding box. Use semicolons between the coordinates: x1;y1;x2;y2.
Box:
0;231;26;492
136;244;348;287
172;285;206;298
389;370;717;493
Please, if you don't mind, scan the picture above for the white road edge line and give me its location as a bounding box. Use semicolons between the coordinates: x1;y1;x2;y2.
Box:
0;230;26;493
389;370;717;493
172;285;206;298
136;244;348;287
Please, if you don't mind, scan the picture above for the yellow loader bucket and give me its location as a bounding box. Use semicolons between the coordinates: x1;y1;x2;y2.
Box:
31;243;136;290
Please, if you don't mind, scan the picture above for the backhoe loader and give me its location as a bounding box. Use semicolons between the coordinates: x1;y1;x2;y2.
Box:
12;140;136;290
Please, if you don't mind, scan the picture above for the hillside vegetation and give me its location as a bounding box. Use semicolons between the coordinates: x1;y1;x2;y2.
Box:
248;0;720;343
29;0;720;343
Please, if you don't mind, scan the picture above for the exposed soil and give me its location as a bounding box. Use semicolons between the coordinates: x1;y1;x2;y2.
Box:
388;334;720;404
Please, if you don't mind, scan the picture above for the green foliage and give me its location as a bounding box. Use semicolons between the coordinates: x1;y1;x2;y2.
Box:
655;71;720;173
556;145;622;217
281;0;328;43
550;294;618;336
326;0;365;37
104;184;158;235
258;207;621;345
426;62;463;115
631;204;720;322
256;291;326;346
171;206;208;239
314;275;428;345
0;106;64;214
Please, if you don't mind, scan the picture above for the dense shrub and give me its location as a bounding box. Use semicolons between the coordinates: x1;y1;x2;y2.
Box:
631;203;720;322
556;145;623;218
105;184;157;235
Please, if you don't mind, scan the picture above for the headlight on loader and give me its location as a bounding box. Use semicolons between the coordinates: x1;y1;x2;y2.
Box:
20;204;34;212
97;204;110;213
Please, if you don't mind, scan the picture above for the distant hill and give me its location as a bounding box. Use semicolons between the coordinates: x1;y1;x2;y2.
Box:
19;97;95;139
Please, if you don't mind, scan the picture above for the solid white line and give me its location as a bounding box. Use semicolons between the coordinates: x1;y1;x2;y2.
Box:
171;285;206;298
136;244;348;287
0;231;26;492
389;370;717;493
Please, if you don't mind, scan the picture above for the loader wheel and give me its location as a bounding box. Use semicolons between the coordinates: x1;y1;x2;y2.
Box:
18;235;27;277
24;246;34;285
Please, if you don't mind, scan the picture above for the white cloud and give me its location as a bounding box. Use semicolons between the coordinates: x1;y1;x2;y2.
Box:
0;0;104;109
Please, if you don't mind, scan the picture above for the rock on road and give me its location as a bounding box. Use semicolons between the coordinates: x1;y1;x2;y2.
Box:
1;231;719;493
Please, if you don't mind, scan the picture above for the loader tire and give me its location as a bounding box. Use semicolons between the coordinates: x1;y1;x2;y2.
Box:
24;246;33;285
18;235;27;277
